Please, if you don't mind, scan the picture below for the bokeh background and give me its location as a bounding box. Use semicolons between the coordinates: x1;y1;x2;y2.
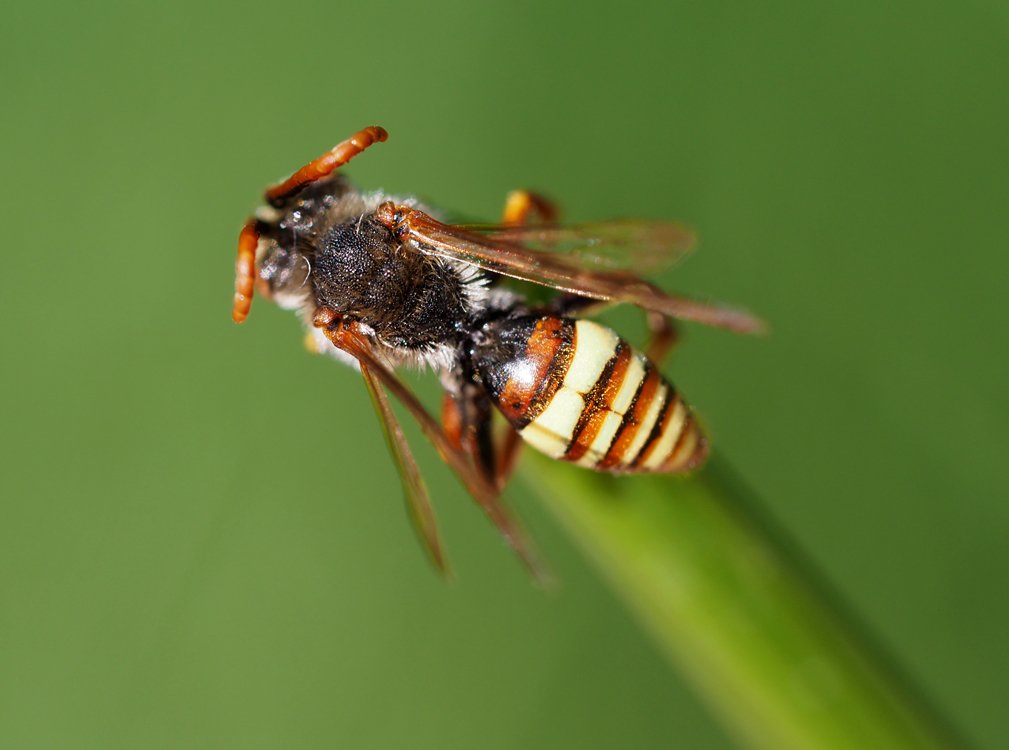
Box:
2;2;1007;748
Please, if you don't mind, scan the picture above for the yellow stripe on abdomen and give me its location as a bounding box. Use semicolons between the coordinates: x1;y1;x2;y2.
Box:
478;315;708;475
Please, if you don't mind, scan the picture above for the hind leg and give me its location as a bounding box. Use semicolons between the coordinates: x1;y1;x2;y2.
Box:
442;384;525;491
501;189;558;225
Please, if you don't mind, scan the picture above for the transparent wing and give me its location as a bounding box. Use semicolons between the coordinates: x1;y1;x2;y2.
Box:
378;205;766;335
318;314;549;583
359;361;450;577
457;219;696;274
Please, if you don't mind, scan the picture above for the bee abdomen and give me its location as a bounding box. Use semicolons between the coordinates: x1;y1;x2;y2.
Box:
472;316;707;474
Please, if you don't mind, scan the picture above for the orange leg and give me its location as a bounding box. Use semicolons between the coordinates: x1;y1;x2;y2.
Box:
441;393;464;453
265;125;387;207
645;311;680;365
501;189;559;225
442;391;500;487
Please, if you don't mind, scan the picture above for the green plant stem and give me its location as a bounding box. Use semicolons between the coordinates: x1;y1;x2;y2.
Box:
521;454;961;750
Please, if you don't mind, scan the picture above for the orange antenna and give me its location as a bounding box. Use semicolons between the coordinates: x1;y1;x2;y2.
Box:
232;219;260;323
264;125;388;206
235;127;389;323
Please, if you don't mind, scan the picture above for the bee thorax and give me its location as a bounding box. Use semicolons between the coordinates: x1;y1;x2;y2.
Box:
312;218;476;351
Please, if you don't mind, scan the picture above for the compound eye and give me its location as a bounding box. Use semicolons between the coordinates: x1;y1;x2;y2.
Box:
260;247;312;297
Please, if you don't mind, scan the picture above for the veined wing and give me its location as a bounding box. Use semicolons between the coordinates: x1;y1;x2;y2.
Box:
377;204;765;335
456;219;696;274
359;361;450;577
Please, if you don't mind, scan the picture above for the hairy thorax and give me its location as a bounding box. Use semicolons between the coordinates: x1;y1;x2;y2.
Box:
312;218;473;351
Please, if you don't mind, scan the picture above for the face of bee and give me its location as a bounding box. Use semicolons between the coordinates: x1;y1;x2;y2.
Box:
256;242;312;310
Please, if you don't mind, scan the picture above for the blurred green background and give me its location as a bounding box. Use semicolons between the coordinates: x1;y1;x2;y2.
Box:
2;1;1007;747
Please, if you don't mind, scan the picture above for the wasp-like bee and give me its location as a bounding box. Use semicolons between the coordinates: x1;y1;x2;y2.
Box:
233;126;763;578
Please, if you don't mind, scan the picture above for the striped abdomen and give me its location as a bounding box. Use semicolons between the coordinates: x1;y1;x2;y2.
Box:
471;315;708;473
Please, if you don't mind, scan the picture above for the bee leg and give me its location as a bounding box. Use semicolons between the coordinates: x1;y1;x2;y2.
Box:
264;125;388;207
494;427;523;492
645;311;680;365
441;390;495;480
501;189;558;225
303;331;322;354
441;392;465;452
441;389;492;472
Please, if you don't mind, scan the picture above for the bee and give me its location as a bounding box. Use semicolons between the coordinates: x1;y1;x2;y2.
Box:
233;126;763;578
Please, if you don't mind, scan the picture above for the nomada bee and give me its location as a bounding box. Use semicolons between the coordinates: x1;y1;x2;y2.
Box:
233;125;763;578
